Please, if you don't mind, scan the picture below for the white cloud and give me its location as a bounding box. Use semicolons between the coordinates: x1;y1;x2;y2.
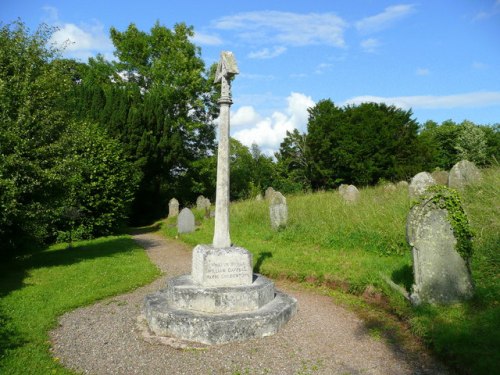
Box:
416;67;430;76
343;91;500;110
356;4;416;34
213;11;347;47
472;61;488;70
191;32;223;46
248;46;287;59
231;106;261;127
232;92;314;155
360;38;380;53
45;7;113;61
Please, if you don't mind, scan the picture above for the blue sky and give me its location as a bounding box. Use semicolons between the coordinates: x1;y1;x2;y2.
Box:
3;0;500;154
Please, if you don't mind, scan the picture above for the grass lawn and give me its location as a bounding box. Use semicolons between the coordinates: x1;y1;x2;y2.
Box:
164;166;499;375
0;235;160;374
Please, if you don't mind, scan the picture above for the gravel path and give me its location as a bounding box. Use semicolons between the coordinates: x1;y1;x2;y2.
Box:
50;232;449;375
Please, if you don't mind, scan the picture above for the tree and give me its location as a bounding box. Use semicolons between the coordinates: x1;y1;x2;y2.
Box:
72;22;219;223
455;121;488;166
306;100;421;188
274;129;311;193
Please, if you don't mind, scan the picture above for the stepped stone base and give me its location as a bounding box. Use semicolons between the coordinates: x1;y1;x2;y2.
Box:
144;273;297;345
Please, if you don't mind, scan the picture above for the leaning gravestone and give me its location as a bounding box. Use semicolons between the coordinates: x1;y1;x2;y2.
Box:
144;51;296;345
431;170;449;186
448;160;481;190
409;172;436;200
270;191;288;229
265;187;276;201
341;185;360;203
406;191;474;305
168;198;179;218
177;207;195;234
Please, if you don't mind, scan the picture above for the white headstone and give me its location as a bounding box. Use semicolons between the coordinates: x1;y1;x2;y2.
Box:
270;191;288;229
409;172;436;200
168;198;179;218
177;207;195;234
265;187;275;201
448;160;481;190
431;170;449;186
341;185;360;203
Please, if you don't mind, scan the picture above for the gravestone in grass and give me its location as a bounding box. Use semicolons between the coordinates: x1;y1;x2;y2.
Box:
144;52;297;345
269;191;288;230
448;160;481;190
409;172;436;200
431;170;449;186
406;188;474;305
168;198;179;218
341;185;360;203
177;208;195;234
338;184;348;195
265;186;275;201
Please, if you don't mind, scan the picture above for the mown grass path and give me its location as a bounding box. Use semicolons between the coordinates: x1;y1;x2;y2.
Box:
50;231;448;375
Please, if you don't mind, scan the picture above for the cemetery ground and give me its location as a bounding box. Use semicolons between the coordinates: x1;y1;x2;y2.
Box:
0;168;497;374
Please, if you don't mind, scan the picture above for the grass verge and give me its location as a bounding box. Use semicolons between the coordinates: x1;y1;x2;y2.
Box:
163;167;499;375
0;235;160;374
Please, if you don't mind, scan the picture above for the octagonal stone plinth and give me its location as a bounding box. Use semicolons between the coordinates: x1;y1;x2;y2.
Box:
144;288;297;345
166;274;275;313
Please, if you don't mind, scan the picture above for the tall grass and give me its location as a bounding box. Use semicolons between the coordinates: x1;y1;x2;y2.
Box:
164;167;499;375
0;235;160;374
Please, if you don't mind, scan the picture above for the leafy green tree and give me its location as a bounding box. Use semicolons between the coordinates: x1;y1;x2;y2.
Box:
306;100;421;188
455;120;488;166
274;129;311;193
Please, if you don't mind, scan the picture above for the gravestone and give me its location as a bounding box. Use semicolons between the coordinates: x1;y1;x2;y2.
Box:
406;194;474;305
338;184;348;195
255;193;263;201
409;172;436;200
383;183;396;193
448;160;481;190
341;185;360;203
265;187;276;201
269;191;288;229
431;170;449;186
397;180;409;188
196;195;207;210
168;198;179;218
144;51;296;345
177;208;195;234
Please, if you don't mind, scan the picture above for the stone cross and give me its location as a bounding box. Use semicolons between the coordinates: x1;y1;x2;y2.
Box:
213;51;239;248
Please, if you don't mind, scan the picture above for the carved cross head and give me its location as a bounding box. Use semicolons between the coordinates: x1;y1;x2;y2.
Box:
214;51;239;83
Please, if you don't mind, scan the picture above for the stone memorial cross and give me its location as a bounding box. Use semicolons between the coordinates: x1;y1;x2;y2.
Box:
213;51;239;248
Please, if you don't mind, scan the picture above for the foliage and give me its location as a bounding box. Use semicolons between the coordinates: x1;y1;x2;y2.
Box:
0;235;160;374
0;21;139;256
70;22;219;223
274;129;312;193
424;185;474;261
454;121;488;165
306;100;421;189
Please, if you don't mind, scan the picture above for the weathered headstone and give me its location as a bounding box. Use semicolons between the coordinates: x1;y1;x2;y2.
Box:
338;184;348;195
168;198;179;218
265;187;276;201
409;172;436;200
340;185;360;203
383;183;396;193
269;191;288;229
448;160;481;189
177;207;195;234
255;193;263;201
144;51;296;345
196;195;209;210
406;194;474;305
431;170;449;186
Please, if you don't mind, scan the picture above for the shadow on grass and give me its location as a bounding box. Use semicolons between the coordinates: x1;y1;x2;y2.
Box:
254;251;273;274
127;223;161;235
391;264;413;292
0;306;27;360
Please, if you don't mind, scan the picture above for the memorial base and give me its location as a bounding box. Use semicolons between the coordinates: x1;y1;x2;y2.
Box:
143;245;297;345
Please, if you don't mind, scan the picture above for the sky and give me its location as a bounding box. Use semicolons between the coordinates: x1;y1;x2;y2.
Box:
3;0;500;155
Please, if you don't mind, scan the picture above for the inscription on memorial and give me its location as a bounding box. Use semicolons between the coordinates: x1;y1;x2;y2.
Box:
192;244;253;287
